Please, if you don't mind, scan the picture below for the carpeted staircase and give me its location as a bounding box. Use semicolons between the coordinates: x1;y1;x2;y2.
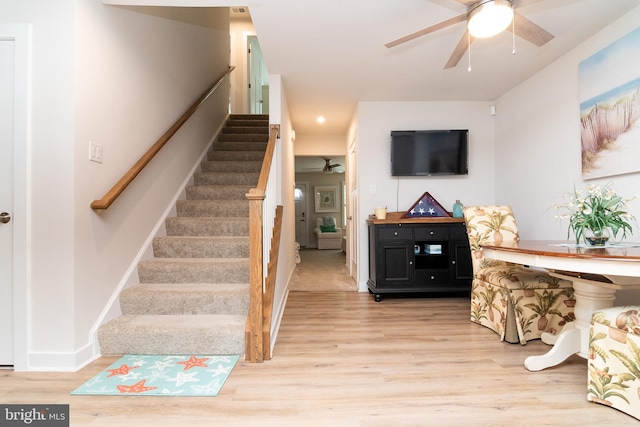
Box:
97;114;269;356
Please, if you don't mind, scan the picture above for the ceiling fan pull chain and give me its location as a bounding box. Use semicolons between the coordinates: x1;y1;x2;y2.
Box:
467;31;472;72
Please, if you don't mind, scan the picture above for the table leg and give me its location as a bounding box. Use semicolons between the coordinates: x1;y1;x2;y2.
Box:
525;326;579;371
540;322;572;345
524;279;616;371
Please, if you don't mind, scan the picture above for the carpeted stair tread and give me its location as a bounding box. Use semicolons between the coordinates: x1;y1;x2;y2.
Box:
207;150;265;162
217;133;268;142
221;126;269;135
164;217;249;236
138;258;249;284
120;283;249;315
200;160;262;173
153;236;249;258
194;172;259;186
186;185;251;200
176;199;249;217
209;141;267;152
98;314;246;355
226;116;268;127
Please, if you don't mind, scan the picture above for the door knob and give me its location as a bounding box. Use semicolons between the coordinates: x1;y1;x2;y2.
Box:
0;212;11;224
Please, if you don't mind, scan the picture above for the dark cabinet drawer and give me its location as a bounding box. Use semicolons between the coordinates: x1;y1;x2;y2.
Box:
378;226;413;240
449;223;468;239
414;227;449;241
414;270;450;285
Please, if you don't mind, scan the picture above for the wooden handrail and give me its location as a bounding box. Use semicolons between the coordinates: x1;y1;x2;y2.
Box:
256;124;280;192
90;66;235;210
245;124;280;363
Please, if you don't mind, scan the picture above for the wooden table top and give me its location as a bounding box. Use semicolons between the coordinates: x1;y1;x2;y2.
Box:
482;240;640;261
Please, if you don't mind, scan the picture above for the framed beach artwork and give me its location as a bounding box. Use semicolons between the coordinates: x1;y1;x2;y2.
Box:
579;27;640;180
314;185;339;213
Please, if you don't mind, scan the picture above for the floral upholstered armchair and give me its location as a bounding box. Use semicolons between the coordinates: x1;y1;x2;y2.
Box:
588;306;640;420
463;205;575;344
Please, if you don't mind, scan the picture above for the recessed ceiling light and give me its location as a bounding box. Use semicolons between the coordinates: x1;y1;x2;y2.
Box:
316;116;326;124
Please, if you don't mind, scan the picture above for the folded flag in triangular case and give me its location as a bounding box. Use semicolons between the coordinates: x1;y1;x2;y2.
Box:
403;192;450;218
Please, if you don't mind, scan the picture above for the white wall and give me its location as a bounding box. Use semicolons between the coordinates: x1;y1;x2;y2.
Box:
355;101;495;289
294;133;346;157
267;74;296;355
1;1;231;370
494;6;640;303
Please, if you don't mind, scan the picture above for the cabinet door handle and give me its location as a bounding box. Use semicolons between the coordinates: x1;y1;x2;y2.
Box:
409;261;413;265
430;231;434;235
394;232;398;236
430;275;435;280
452;260;456;264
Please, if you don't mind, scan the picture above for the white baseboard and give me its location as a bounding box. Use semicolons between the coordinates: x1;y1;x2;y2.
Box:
27;343;98;372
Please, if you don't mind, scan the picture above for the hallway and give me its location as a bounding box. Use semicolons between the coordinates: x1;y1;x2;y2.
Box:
289;249;356;292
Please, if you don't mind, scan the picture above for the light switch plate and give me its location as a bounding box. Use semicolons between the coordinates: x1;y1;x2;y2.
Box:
89;141;103;163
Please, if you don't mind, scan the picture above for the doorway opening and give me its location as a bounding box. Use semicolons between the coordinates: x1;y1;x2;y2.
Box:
293;156;355;291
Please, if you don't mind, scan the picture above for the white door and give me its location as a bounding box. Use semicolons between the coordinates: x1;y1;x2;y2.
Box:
294;183;308;247
247;36;268;114
0;39;15;366
348;142;358;285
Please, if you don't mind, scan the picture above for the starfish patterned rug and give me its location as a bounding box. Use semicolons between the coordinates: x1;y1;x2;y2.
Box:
71;354;239;396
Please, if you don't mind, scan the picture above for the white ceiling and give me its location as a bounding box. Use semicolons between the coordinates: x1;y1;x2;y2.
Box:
245;0;640;135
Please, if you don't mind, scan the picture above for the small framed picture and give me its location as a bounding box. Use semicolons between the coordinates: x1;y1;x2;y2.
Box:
314;185;339;213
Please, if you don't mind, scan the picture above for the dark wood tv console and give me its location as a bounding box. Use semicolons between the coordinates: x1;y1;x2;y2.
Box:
366;212;472;302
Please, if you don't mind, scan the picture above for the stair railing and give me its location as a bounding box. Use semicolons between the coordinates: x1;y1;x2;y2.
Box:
245;123;281;362
90;66;235;210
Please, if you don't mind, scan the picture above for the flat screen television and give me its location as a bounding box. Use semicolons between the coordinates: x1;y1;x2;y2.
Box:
390;130;469;176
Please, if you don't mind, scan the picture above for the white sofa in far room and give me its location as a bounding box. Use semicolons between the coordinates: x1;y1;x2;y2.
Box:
314;217;342;250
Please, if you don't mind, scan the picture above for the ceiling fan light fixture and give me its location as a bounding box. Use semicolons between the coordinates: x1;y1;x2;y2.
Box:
467;0;513;39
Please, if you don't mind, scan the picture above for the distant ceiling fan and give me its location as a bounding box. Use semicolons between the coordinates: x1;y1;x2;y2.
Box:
385;0;554;69
304;158;342;174
321;158;341;174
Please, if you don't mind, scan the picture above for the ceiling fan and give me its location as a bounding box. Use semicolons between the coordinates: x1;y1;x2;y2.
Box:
303;158;342;174
385;0;554;69
321;158;341;174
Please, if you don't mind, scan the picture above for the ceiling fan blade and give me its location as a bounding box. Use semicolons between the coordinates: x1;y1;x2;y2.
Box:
444;30;474;69
451;0;476;6
512;0;545;7
510;11;554;47
385;14;466;48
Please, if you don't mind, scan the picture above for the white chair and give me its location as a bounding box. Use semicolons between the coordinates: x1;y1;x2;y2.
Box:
314;216;342;250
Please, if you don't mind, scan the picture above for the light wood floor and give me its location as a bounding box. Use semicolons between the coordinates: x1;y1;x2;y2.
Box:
2;292;637;426
289;248;357;292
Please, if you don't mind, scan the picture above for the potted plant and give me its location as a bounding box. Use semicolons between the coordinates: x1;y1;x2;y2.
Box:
554;184;637;246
